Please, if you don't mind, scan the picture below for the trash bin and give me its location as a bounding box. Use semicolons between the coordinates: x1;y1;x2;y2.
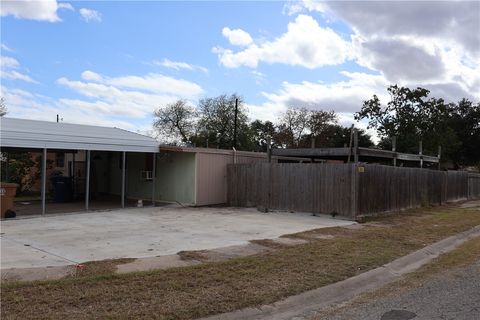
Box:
50;176;73;203
1;182;18;219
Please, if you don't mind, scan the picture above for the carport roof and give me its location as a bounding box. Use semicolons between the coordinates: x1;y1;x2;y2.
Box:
0;117;159;153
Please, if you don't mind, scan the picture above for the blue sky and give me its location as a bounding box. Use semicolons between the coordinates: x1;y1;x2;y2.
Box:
1;1;479;138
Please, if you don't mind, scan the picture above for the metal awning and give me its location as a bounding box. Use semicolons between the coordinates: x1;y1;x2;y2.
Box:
0;117;159;153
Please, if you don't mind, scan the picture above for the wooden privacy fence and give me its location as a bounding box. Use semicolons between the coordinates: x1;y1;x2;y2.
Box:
227;163;480;220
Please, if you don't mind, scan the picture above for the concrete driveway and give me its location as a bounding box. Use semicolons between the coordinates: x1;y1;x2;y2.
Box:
1;206;354;269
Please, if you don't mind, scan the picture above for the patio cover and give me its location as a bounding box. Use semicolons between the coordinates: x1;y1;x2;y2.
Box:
0;117;158;214
0;117;158;153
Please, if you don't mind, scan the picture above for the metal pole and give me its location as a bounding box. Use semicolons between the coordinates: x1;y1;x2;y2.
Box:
85;150;91;211
41;148;47;215
72;152;76;199
5;152;9;181
151;152;156;207
233;98;238;149
121;151;126;208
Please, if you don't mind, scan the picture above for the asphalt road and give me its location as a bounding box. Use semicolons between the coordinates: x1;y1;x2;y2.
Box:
322;260;480;320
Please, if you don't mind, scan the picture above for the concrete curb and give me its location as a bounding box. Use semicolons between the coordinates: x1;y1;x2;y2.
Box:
201;225;480;320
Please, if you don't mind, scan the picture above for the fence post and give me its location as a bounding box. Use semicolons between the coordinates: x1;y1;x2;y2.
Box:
419;141;423;168
353;129;359;163
350;163;359;220
392;136;397;167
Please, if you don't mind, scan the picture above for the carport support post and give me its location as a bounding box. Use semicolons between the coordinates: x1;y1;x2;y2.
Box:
41;148;47;216
151;152;156;206
85;150;91;211
121;151;126;208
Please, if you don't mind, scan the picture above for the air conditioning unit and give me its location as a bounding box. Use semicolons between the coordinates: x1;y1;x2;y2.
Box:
141;170;153;181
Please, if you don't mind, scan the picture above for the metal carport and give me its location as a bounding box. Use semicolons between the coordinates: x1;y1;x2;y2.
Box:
0;117;159;215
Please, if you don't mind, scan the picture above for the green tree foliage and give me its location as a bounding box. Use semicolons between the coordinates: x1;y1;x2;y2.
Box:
250;120;276;152
356;85;479;166
193;94;252;150
317;125;374;148
0;152;44;194
153;100;198;143
448;99;480;166
274;108;340;148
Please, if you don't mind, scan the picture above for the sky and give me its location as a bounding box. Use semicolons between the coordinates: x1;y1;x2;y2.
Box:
1;0;479;139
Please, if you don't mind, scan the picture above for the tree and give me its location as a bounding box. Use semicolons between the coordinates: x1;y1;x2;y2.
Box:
356;85;479;166
250;120;276;152
153;100;197;144
194;94;251;150
319;125;374;148
0;97;7;117
355;85;454;154
447;99;480;166
275;107;339;148
307;110;337;147
275;107;310;147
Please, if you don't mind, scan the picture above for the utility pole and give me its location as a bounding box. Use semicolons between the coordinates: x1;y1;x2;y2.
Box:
233;98;238;149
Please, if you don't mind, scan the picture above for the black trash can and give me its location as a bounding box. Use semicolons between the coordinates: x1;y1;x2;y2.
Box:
50;176;73;203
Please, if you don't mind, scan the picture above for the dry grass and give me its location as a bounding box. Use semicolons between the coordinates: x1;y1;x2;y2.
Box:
1;205;479;320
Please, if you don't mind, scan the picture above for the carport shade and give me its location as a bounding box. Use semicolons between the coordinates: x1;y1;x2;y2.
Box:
0;117;159;214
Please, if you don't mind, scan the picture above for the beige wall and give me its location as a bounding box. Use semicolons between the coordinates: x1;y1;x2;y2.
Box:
195;151;270;206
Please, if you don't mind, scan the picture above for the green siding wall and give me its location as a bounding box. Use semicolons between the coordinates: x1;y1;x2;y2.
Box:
106;152;196;205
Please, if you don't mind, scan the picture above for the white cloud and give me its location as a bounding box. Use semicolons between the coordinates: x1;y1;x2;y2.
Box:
2;70;37;83
1;56;19;69
53;70;204;118
283;0;327;16
222;27;253;46
1;43;14;52
0;55;37;83
1;70;205;133
277;1;480;104
154;59;208;74
214;15;351;69
0;0;72;22
79;8;101;22
1;86;138;130
81;70;103;82
58;2;74;11
72;71;203;96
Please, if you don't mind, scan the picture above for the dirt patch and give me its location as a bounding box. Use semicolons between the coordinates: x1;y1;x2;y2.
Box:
66;258;135;279
178;250;210;262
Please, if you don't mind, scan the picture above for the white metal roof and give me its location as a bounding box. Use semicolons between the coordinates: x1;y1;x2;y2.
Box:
0;117;159;153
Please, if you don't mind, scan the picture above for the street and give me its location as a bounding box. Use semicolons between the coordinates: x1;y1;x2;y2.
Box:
321;259;480;320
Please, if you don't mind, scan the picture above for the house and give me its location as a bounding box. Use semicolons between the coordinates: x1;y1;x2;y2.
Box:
0;117;274;215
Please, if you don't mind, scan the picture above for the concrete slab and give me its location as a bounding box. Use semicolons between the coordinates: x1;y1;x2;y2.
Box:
1;206;354;269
